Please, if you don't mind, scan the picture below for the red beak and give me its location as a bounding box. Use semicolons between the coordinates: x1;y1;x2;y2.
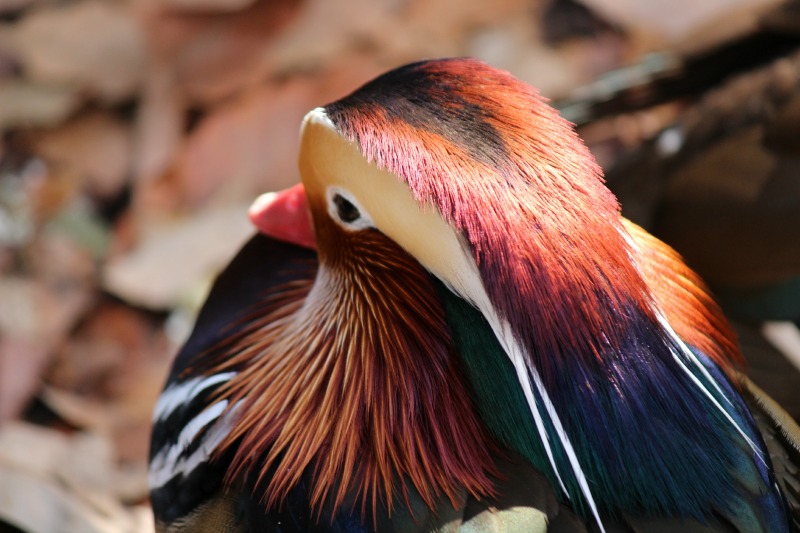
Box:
248;183;317;250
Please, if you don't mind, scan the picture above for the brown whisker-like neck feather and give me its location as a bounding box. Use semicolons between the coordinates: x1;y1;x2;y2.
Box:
211;223;496;520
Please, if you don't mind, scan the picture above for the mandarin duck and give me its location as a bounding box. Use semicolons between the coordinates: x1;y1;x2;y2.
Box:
149;58;800;532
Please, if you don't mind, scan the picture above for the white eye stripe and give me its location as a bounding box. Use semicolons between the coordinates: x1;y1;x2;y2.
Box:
326;186;374;231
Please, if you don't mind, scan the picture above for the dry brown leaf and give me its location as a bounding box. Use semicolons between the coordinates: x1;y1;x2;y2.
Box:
12;0;146;101
132;65;185;185
580;0;777;44
160;0;257;13
141;0;303;104
41;386;162;480
266;0;399;73
0;277;92;421
169;80;314;208
45;301;173;464
34;112;132;199
0;0;39;15
47;302;155;394
0;421;154;533
41;387;112;433
103;205;252;309
401;0;535;55
0;80;81;131
0;339;49;421
466;20;587;98
28;230;98;287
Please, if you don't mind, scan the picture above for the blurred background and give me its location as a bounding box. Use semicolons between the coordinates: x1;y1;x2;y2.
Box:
1;0;799;531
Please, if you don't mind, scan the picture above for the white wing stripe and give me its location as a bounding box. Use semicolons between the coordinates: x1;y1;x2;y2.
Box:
494;314;606;533
438;243;607;532
149;399;242;490
153;371;237;422
655;313;765;464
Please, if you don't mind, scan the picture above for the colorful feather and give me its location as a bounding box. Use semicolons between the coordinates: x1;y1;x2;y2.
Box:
319;59;783;525
151;58;800;532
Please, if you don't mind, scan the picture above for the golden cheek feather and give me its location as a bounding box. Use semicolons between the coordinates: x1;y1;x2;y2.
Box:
298;108;486;306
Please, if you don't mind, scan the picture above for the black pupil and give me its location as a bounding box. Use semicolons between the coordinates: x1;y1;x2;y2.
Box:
333;194;361;223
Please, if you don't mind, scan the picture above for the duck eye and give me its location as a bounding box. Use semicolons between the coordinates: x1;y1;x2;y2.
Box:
333;193;361;223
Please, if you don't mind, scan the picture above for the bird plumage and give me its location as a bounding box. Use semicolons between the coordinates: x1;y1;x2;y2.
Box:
150;58;800;532
211;224;497;516
554;0;800;325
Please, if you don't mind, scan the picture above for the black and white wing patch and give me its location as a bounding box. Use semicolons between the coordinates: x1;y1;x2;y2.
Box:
149;372;240;526
148;234;317;531
150;373;237;487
